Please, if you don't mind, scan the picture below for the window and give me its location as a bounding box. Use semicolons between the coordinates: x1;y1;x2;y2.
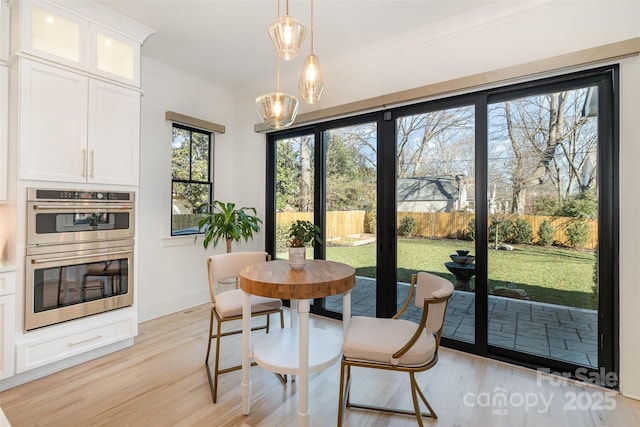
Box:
171;123;212;236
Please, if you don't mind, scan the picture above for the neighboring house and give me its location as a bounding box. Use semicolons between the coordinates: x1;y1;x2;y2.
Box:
397;176;469;213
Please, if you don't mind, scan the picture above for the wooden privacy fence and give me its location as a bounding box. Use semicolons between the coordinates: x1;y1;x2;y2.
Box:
173;214;199;231
277;211;366;240
276;211;598;249
397;212;597;249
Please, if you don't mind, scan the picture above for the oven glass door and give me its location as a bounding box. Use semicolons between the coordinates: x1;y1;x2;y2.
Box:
25;244;133;330
28;203;134;246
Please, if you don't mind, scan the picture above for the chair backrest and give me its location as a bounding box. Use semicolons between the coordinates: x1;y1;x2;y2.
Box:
207;252;268;303
414;272;454;335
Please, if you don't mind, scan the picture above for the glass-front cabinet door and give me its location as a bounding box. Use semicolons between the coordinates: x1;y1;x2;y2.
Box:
22;0;88;69
90;25;139;86
19;1;140;86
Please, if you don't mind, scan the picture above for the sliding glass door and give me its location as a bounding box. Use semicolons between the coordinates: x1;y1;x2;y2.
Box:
265;65;618;382
485;78;612;369
273;133;315;260
323;122;378;317
394;103;476;343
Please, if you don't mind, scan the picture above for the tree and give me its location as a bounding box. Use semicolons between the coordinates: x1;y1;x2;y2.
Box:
488;87;597;214
276;136;314;212
325;130;376;211
397;107;474;178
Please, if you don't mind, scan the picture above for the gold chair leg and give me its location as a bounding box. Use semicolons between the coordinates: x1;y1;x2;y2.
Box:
205;309;214;363
266;312;271;333
337;361;347;427
413;373;437;419
342;368;436;423
345;365;352;407
409;372;425;427
212;320;223;404
205;310;216;404
274;309;288;384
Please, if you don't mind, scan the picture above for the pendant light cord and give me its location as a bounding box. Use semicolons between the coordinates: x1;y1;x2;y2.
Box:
276;55;280;92
310;0;314;54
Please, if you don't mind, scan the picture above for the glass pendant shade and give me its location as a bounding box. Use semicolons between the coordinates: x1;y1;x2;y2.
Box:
298;53;324;104
255;92;300;129
268;15;306;60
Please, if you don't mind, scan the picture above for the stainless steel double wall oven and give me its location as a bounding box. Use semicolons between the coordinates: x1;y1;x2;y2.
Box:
25;188;135;330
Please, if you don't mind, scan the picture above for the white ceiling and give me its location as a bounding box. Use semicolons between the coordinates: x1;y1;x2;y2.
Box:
93;0;500;90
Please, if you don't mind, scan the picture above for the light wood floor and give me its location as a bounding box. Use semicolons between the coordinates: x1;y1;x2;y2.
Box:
1;304;639;427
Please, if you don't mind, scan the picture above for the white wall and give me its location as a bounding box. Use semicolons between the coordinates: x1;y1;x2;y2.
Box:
139;0;640;397
137;57;266;321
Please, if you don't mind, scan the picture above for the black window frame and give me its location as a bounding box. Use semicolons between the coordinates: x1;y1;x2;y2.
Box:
170;123;213;237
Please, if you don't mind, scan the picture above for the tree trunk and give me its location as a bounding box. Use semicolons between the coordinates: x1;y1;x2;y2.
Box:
226;237;232;253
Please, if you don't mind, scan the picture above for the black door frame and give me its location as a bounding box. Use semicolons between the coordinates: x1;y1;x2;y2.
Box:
265;65;619;386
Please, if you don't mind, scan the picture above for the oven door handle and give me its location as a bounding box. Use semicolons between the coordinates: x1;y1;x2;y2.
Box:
30;249;133;264
32;205;132;211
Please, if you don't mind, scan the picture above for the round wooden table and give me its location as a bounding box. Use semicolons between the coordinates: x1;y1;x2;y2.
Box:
240;259;355;427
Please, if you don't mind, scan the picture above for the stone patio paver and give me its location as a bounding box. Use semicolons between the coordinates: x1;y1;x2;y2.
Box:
325;276;598;367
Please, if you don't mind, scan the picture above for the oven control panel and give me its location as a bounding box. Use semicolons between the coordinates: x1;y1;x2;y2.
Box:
28;188;135;202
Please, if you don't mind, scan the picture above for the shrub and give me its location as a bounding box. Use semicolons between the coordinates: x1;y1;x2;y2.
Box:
364;209;377;234
556;190;597;219
464;217;476;241
537;220;555;246
530;194;560;216
399;215;417;237
565;220;591;248
510;217;533;244
275;223;291;251
489;216;512;243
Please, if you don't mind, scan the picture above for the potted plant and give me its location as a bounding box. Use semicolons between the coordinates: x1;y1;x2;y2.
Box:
287;220;323;269
197;200;262;253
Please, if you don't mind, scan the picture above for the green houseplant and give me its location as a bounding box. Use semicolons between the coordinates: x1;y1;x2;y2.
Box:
287;220;323;269
197;200;262;253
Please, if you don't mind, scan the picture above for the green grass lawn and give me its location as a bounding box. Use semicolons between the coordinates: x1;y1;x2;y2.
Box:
323;237;597;310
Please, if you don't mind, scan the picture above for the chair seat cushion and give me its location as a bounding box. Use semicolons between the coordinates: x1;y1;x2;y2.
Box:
343;316;436;367
215;289;282;319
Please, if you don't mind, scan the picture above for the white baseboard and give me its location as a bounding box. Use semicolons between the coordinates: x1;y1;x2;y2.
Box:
0;338;133;392
138;289;209;322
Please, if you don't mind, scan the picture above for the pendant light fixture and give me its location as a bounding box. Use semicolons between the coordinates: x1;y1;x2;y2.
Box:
255;55;300;129
298;0;324;104
268;0;306;60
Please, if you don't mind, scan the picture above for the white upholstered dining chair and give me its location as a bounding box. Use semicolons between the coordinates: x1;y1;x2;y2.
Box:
205;251;284;404
337;272;454;426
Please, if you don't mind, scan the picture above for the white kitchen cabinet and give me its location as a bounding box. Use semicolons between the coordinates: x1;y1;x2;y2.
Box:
0;0;9;62
18;59;88;183
15;314;135;373
88;79;140;185
0;270;16;380
19;0;89;70
17;1;140;87
0;66;7;203
90;24;140;87
19;59;140;185
0;294;15;380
